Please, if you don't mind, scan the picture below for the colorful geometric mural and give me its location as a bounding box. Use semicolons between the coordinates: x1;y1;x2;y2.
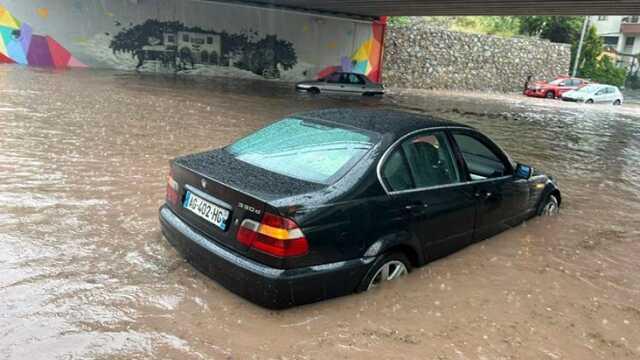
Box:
0;5;85;68
317;18;386;83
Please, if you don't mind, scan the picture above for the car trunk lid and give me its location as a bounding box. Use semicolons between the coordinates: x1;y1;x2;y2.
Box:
169;149;324;257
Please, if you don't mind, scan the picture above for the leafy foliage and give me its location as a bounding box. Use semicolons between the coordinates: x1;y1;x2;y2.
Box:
450;17;521;37
518;16;583;44
388;17;411;26
572;27;604;74
517;16;608;79
581;56;627;87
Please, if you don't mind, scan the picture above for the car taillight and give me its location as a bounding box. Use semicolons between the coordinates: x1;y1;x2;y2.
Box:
166;172;179;206
236;212;308;258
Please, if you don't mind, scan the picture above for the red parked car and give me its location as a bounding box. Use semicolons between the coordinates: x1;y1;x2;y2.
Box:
524;76;589;99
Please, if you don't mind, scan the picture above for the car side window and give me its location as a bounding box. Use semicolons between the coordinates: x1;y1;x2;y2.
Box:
401;132;461;188
348;74;365;85
382;149;414;192
326;73;341;83
452;133;511;180
382;131;461;192
339;73;354;84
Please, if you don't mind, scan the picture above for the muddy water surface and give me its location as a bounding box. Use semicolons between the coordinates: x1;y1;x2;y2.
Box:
1;67;639;359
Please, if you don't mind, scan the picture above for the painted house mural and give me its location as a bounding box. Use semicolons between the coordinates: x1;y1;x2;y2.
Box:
110;20;297;79
0;0;384;82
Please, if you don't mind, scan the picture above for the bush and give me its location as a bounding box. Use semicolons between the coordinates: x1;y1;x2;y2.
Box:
388;17;411;26
450;16;521;37
579;57;627;87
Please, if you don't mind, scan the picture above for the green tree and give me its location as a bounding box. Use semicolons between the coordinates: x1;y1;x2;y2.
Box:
519;16;583;44
518;16;605;76
581;57;627;87
572;26;603;74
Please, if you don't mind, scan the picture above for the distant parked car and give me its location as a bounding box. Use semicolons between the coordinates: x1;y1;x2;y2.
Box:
296;72;384;96
525;76;589;99
562;84;624;105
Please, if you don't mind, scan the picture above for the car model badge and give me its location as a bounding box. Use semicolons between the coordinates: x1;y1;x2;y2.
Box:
201;179;207;189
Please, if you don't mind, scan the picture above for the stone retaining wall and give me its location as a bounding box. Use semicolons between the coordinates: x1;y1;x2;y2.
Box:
383;23;572;92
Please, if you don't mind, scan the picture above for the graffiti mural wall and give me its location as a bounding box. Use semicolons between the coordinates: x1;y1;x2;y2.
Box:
0;5;85;67
0;0;383;82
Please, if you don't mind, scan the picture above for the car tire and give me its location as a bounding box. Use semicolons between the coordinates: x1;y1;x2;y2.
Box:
613;99;622;106
538;194;560;217
308;87;320;94
545;91;555;99
357;251;411;292
586;99;594;104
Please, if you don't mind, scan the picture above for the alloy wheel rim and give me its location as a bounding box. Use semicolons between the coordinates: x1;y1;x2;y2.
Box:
543;200;559;216
367;260;408;290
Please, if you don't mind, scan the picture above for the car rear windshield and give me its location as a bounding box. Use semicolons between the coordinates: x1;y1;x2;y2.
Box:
227;118;378;184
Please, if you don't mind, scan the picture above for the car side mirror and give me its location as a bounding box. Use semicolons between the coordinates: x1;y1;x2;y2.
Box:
515;163;533;179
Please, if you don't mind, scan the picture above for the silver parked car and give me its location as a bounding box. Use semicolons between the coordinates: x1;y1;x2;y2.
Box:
562;84;624;105
296;72;384;96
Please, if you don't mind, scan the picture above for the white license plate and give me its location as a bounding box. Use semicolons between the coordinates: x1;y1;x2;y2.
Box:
183;191;230;231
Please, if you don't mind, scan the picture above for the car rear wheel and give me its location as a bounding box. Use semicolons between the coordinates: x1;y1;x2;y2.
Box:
358;252;411;292
613;99;622;106
545;91;555;99
586;99;594;104
539;194;560;217
308;87;320;94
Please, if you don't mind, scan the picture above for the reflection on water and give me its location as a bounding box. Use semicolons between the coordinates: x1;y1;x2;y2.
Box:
0;66;639;359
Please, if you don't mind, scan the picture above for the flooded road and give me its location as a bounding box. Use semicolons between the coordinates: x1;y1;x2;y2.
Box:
1;66;639;360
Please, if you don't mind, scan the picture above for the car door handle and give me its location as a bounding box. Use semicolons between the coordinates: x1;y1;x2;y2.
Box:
405;203;428;209
475;191;493;199
404;202;429;214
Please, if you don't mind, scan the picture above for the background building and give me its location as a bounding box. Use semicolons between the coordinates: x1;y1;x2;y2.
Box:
591;15;640;72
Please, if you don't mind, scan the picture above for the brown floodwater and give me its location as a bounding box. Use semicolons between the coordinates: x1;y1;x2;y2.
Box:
1;66;639;360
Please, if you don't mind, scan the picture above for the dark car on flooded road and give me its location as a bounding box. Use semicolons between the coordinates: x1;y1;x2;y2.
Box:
159;109;561;309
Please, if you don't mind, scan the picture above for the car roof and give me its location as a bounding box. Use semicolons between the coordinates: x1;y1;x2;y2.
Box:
587;83;614;88
331;72;366;77
292;108;472;139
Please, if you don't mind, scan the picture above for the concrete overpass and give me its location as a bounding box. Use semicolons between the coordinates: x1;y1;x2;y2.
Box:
219;0;640;17
2;0;639;81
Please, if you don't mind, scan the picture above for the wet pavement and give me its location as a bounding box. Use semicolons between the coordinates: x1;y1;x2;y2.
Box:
1;66;639;360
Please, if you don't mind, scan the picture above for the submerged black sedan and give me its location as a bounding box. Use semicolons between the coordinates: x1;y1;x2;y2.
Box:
160;109;561;309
